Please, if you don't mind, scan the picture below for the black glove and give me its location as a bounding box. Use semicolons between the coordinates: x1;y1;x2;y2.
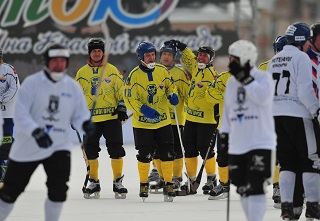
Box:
112;102;129;122
228;61;254;85
164;39;187;51
82;120;95;136
32;128;53;148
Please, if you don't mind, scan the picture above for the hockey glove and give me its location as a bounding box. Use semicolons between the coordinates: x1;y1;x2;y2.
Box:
167;93;179;106
82;120;95;136
229;60;254;85
141;104;160;123
164;39;187;51
32;128;53;148
112;101;129;122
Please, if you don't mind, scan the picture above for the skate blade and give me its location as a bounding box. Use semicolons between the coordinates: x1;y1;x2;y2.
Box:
83;192;100;199
149;189;163;194
203;190;210;195
114;193;127;199
141;197;147;202
175;190;187;196
163;195;174;202
306;218;318;221
208;192;228;200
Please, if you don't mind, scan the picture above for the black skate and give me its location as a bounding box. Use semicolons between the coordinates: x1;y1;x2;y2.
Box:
208;181;229;200
181;177;197;195
139;182;149;202
163;182;176;202
84;179;101;199
306;201;320;221
281;202;294;220
273;182;281;209
149;177;164;193
202;174;217;195
148;169;160;182
113;175;128;199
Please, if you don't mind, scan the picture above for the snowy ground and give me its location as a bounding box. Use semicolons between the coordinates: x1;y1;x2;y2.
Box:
5;143;283;221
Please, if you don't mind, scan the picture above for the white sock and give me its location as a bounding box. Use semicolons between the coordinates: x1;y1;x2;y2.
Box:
279;170;295;202
240;196;249;220
45;198;63;221
248;194;266;221
303;172;320;202
0;199;14;221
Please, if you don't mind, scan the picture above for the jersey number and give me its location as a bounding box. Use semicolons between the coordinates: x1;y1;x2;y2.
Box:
272;70;290;96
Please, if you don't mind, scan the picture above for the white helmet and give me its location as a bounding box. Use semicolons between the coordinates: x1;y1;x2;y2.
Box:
228;40;257;67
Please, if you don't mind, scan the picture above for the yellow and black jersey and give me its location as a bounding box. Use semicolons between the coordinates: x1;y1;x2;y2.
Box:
124;63;177;129
75;61;124;123
258;60;270;71
168;65;190;126
181;47;219;124
206;71;232;129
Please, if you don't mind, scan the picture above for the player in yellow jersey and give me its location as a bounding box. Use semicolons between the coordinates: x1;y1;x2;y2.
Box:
123;41;178;202
164;40;219;195
149;43;190;193
206;70;232;200
75;38;128;199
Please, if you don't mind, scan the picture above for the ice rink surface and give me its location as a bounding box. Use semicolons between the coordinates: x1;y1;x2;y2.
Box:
5;143;283;221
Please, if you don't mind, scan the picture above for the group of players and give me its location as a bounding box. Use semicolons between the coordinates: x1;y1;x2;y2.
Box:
0;20;320;221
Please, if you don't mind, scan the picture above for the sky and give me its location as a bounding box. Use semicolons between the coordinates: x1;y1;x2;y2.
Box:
3;142;286;221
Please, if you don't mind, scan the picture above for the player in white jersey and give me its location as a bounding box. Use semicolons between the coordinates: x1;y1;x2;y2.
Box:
0;48;20;181
220;40;276;221
267;22;320;220
0;43;94;221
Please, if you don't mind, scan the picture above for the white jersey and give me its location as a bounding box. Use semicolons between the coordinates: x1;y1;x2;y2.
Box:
10;71;91;162
220;67;277;155
0;63;20;118
267;45;318;118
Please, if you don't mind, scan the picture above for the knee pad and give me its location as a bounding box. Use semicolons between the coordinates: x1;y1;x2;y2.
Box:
108;146;126;159
47;178;69;202
217;152;229;167
0;185;22;203
245;178;266;196
199;148;215;159
136;151;153;163
159;150;175;161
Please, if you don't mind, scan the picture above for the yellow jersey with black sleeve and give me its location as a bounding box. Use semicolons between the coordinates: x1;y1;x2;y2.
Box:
168;65;190;126
181;47;219;124
258;60;270;71
206;71;232;129
75;62;125;123
124;63;177;129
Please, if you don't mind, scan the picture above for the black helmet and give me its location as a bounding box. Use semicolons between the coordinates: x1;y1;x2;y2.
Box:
310;22;320;45
198;46;215;62
87;37;105;55
42;43;70;68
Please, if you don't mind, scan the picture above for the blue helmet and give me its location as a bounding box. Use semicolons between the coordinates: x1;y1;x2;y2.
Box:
136;41;156;61
160;44;177;56
273;35;287;54
285;22;311;46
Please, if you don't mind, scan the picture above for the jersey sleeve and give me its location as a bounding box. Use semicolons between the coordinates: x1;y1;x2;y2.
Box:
181;47;198;75
1;66;19;103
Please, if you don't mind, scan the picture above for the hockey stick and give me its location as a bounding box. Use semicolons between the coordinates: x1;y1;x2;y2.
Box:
190;129;217;193
173;106;190;196
121;113;133;125
75;130;90;193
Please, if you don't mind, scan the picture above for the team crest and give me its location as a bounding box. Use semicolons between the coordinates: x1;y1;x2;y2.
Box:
104;77;111;83
43;95;60;122
197;82;204;88
159;83;164;89
0;75;6;83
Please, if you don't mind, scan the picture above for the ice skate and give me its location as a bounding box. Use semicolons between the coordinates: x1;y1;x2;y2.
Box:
139;182;149;202
273;182;281;209
149;177;164;193
113;175;128;199
148;168;160;182
180;177;197;195
208;181;229;200
305;201;320;221
83;179;101;199
202;174;217;195
281;202;294;220
163;182;176;202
